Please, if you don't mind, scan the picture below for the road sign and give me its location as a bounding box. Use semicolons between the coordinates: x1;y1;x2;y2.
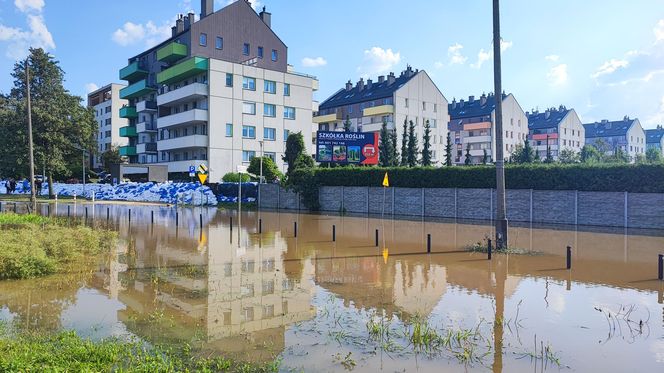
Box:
198;173;208;184
197;164;208;184
189;166;196;177
237;165;248;173
382;172;389;187
199;164;208;174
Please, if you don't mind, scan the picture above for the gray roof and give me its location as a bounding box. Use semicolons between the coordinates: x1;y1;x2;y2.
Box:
528;107;570;130
448;93;507;119
319;69;418;110
646;128;664;144
583;118;636;138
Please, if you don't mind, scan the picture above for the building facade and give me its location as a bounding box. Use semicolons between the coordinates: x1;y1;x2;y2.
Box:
314;66;449;164
527;106;585;160
448;93;528;165
87;83;128;169
646;125;664;152
583;117;646;160
118;0;318;181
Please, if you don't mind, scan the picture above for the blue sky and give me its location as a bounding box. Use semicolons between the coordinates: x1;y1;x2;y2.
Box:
0;0;663;128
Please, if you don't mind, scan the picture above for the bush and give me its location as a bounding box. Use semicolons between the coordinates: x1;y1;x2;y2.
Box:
247;157;282;182
222;172;252;182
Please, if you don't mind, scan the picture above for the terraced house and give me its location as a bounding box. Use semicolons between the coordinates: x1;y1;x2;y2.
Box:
118;0;318;181
646;125;664;152
527;106;584;160
583;117;646;160
448;93;528;165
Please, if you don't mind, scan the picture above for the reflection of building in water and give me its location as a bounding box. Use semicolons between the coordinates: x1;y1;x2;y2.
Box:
98;214;314;362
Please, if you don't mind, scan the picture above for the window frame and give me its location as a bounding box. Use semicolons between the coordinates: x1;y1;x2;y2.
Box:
199;33;207;47
284;106;296;120
215;36;223;50
242;102;256;115
263;103;276;117
264;80;276;94
242;76;256;91
243;43;250;56
271;49;278;62
263;127;276;141
283;83;291;96
242;125;256;139
225;123;233;137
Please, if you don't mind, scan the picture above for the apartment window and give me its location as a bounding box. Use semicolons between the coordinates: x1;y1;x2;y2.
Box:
225;73;233;87
423;102;426;111
431;119;437;128
284;83;290;96
243;43;250;56
405;98;409;108
264;80;276;94
264;127;276;140
105;119;111;126
348;105;353;114
242;102;256;115
271;49;278;61
242;125;256;139
199;33;207;46
215;36;223;50
242;76;256;90
265;152;276;162
258;46;264;59
242;150;256;162
284;106;296;120
434;103;437;113
284;129;290;141
105;106;111;113
263;103;276;117
510;118;514;126
225;123;233;137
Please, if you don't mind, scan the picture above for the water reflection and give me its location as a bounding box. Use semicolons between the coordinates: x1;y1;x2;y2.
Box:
0;204;663;371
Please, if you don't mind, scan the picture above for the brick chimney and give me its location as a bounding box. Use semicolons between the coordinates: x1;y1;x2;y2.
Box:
468;95;475;103
480;93;487;106
387;72;395;85
259;7;272;28
201;0;213;19
378;75;385;83
357;78;365;91
345;80;352;91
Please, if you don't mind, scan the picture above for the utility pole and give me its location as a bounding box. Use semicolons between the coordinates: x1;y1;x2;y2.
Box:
26;58;37;212
493;0;509;249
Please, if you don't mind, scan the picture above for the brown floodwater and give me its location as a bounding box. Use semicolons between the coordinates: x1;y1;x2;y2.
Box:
1;202;664;372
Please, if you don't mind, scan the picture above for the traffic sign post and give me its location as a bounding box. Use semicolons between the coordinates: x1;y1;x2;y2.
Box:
197;164;209;184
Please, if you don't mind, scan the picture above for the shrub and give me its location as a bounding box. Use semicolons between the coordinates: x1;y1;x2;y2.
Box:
247;156;282;182
222;172;252;182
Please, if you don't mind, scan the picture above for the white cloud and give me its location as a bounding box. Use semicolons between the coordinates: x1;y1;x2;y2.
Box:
547;64;568;86
591;59;630;79
14;0;44;13
434;61;444;69
0;1;54;60
471;49;491;69
500;40;513;52
447;43;467;65
85;83;99;94
545;54;560;62
357;47;401;78
655;19;664;42
647;96;664;125
112;21;171;48
301;57;327;68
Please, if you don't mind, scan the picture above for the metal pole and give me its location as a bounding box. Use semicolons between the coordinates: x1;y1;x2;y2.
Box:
658;254;662;280
259;218;262;233
427;233;431;254
151;210;154;225
488;239;493;260
25;58;36;212
199;213;203;230
128;209;131;224
493;0;508;249
82;150;86;198
294;221;297;237
107;207;110;223
566;246;572;270
375;229;379;247
332;225;336;242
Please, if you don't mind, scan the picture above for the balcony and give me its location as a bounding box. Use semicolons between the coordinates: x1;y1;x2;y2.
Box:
313;112;341;124
157;57;209;85
157;42;188;63
137;142;158;153
465;135;492;143
532;133;559;141
164;160;208;173
119;146;137;156
362;104;394;117
137;121;157;133
136;100;157;112
463;122;492;131
361;121;395;133
158;135;208;151
468;148;491;157
119;106;137;119
157;109;208;129
119;79;156;100
119;61;148;82
119;126;137;137
158;83;208;107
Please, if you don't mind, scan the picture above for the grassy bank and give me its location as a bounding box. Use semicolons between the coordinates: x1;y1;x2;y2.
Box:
0;324;279;372
0;213;116;280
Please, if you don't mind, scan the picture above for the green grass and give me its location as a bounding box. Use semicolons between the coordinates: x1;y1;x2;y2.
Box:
466;242;542;256
0;213;116;280
0;325;280;372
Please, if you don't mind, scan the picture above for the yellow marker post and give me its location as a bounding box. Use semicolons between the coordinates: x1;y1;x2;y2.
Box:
382;248;389;264
382;172;389;187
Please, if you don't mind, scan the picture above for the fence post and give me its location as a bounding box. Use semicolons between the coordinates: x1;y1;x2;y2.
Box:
454;188;458;220
375;229;379;247
624;191;628;228
427;234;431;254
530;189;534;223
294;221;298;238
658;254;663;281
488;239;492;260
566;246;572;270
574;190;579;225
259;218;262;234
421;188;425;217
332;225;336;242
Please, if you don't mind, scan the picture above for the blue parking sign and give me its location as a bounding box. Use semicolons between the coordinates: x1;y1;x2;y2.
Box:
189;166;196;177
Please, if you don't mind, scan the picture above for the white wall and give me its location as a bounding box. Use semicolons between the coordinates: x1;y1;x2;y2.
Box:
494;94;528;161
627;119;646;158
557;109;585;155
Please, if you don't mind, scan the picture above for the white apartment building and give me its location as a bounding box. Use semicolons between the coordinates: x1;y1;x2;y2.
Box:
118;0;317;182
448;93;528;164
314;66;449;163
583;116;646;160
527;106;585;160
87;83;128;169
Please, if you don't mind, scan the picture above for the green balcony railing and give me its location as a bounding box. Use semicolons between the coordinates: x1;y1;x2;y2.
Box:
157;57;209;85
119;146;137;156
119;126;137;137
157;42;188;63
119;106;137;119
119;79;156;100
119;61;148;82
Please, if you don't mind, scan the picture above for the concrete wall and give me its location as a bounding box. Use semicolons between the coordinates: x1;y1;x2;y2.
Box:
259;184;664;230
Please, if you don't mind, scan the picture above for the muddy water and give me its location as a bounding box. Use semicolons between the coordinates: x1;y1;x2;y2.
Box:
1;203;664;372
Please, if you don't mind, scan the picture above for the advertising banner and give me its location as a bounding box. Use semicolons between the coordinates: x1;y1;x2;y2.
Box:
316;131;379;165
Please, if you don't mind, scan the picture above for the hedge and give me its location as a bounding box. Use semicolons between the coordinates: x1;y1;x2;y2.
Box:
306;164;664;193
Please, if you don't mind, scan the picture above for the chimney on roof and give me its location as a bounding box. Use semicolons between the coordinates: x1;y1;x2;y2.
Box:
459;99;465;108
259;7;272;28
387;72;395;85
545;111;551;119
601;119;609;123
201;0;213;19
176;15;184;34
452;98;457;110
480;94;487;106
366;78;373;90
378;75;385;83
357;78;365;91
468;95;475;103
345;80;352;91
171;26;177;37
184;12;195;30
624;115;630;121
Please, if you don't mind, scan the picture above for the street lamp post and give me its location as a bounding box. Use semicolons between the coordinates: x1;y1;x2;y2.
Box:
25;58;37;212
259;140;264;184
493;0;509;249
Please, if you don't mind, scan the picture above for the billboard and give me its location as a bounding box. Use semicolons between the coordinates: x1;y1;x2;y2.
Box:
316;131;379;165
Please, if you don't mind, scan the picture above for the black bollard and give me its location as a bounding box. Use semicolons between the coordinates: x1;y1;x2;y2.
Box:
14;202;17;213
0;202;3;213
199;213;203;230
375;229;379;247
129;209;132;224
230;216;233;232
488;239;492;260
566;246;572;270
107;207;110;223
47;204;50;216
427;234;431;253
332;225;336;242
175;211;179;226
67;205;70;218
151;210;154;225
85;207;88;223
259;219;262;234
294;222;298;238
658;254;663;281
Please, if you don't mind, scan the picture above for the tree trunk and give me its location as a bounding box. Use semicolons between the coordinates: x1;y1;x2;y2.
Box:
48;171;55;199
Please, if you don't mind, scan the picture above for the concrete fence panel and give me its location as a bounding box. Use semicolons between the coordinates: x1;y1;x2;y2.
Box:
343;187;370;214
532;190;576;225
424;188;456;218
319;186;342;212
457;188;492;220
394;188;423;216
627;193;664;229
369;187;394;215
577;191;625;227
